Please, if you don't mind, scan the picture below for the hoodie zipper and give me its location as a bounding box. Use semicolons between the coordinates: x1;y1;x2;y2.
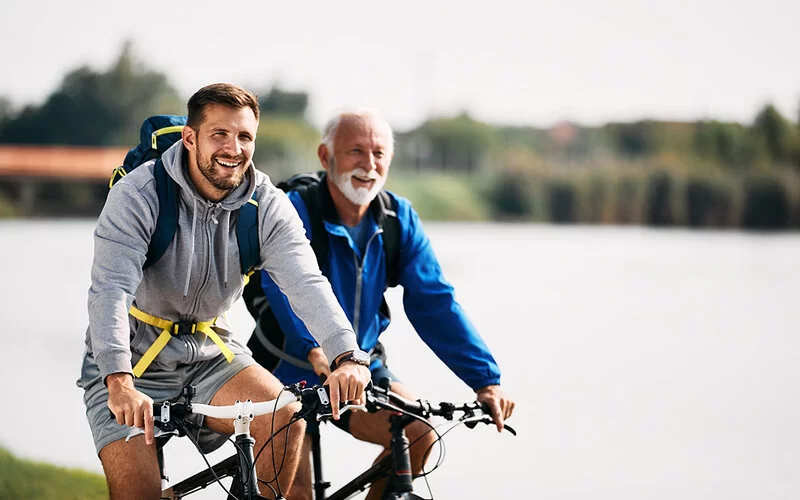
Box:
189;202;218;318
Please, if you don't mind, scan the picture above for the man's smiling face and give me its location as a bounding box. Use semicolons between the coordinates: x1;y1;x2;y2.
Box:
184;103;257;201
327;114;393;207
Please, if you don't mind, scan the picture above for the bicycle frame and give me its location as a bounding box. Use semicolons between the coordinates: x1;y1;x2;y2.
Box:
308;399;438;500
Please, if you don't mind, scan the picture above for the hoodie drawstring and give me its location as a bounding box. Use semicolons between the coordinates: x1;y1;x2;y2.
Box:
183;197;197;297
223;220;229;288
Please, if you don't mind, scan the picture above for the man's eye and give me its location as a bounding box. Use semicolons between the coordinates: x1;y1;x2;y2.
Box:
374;151;384;158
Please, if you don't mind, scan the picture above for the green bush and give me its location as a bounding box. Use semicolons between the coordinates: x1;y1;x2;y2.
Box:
483;167;546;221
645;169;681;226
386;170;491;221
613;173;646;225
0;447;107;500
685;174;737;228
547;179;578;223
741;174;792;230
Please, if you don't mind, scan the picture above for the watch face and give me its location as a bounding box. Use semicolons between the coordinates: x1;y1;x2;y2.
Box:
353;350;370;365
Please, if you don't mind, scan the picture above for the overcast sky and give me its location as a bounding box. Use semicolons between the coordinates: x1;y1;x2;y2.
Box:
1;0;798;130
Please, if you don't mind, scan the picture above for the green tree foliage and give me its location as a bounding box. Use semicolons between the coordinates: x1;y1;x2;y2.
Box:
752;104;796;164
253;116;320;179
0;97;12;129
606;121;661;157
0;41;183;146
741;173;792;229
645;170;680;226
547;180;577;223
693;120;750;167
404;113;494;172
685;174;736;227
258;87;309;118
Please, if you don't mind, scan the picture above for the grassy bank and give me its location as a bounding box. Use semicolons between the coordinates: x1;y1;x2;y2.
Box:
386;170;492;221
0;447;106;499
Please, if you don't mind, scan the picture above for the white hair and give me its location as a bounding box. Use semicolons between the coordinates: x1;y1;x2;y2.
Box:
320;108;394;156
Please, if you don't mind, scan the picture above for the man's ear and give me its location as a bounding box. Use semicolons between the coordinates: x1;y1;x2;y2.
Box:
318;144;331;171
182;125;196;151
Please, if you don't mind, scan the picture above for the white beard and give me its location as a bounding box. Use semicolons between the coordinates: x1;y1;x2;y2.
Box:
331;167;386;206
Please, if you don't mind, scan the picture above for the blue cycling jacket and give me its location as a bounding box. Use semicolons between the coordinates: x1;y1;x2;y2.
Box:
261;189;501;391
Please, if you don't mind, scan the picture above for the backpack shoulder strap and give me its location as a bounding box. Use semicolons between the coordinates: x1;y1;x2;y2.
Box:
145;159;178;269
296;182;329;270
377;191;401;288
236;190;261;275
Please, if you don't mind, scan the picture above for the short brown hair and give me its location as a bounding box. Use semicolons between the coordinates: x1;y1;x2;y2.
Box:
186;83;260;128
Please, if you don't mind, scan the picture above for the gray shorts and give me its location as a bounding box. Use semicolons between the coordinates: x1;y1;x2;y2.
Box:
77;350;256;454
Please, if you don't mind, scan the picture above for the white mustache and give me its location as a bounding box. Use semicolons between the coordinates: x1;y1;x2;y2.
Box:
350;169;379;180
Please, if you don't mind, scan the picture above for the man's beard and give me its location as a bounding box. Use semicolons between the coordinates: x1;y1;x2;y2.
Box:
330;160;385;206
196;150;247;192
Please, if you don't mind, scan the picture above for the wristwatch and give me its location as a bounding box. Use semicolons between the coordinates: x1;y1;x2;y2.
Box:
330;349;370;371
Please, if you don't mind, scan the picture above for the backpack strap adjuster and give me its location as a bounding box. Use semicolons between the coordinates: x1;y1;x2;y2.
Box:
129;306;232;378
171;320;196;336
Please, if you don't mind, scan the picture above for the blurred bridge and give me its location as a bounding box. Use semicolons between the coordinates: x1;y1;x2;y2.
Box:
0;146;129;181
0;146;129;216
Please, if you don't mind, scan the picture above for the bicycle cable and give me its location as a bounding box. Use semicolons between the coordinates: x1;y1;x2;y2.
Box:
256;413;304;476
262;409;300;492
411;415;494;499
174;419;244;500
174;412;283;500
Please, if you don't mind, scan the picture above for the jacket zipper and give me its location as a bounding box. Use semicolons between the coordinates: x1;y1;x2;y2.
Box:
353;228;383;335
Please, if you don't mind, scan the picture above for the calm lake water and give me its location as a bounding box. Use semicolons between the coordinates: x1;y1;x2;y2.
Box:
1;219;798;499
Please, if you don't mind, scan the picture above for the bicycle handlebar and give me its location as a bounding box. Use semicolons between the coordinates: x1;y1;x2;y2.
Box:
187;392;299;420
116;381;514;437
365;384;517;436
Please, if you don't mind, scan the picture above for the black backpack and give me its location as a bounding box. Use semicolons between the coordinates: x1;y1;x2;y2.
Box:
243;171;401;370
110;115;260;276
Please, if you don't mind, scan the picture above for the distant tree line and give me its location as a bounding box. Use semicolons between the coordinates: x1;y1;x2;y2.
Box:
1;41;799;229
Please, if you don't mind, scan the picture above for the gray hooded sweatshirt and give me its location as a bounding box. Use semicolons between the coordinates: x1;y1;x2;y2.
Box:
85;142;358;380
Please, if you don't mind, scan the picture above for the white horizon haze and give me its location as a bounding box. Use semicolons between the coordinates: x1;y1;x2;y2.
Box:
1;0;798;131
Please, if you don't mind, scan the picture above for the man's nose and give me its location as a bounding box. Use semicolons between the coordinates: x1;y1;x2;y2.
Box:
223;137;243;156
363;152;377;171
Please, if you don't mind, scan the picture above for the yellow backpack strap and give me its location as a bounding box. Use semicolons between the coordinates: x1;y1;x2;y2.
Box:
109;166;128;188
129;306;233;378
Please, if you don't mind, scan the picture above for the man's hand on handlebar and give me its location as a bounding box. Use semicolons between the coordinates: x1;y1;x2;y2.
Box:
106;372;155;445
324;353;370;420
476;385;515;433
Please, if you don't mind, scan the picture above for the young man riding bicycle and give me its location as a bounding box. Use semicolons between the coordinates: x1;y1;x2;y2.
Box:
77;83;370;499
245;109;516;499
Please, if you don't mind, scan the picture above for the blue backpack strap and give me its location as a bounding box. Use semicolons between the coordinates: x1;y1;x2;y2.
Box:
145;159;178;269
237;191;260;275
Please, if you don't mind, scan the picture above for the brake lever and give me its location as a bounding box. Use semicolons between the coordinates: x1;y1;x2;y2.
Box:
316;404;368;421
464;416;517;436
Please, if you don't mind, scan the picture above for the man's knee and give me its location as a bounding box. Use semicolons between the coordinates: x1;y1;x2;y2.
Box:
407;420;437;461
99;436;161;500
289;438;314;500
